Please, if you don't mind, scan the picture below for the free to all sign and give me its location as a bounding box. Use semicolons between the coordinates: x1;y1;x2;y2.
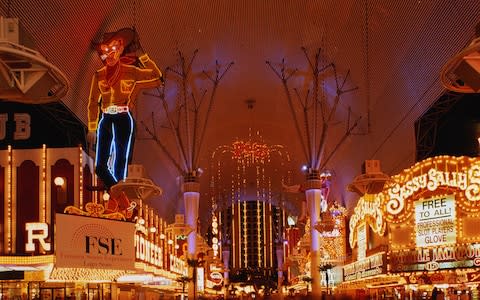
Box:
415;195;456;247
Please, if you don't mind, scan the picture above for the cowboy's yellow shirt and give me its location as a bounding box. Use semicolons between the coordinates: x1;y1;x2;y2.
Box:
87;54;163;131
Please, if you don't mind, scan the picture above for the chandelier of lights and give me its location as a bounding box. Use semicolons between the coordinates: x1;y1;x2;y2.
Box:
218;128;285;166
233;138;282;166
232;139;269;162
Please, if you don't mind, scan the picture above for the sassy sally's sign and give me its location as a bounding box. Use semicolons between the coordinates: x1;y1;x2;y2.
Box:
387;166;480;208
382;156;480;222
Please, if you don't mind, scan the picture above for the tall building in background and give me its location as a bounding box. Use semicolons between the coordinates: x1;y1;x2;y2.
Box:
220;200;284;276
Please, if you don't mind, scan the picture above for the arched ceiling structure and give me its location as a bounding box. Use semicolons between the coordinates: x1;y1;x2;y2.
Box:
1;0;479;224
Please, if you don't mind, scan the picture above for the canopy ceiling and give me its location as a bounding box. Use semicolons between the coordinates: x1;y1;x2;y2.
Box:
1;0;479;225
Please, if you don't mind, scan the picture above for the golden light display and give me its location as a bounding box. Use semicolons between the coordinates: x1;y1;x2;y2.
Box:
7;145;12;253
231;140;273;165
49;267;128;282
64;201;126;220
0;255;54;265
79;146;84;209
41;144;46;223
315;204;347;262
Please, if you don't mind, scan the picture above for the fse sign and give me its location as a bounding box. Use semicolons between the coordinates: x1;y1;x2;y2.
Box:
415;195;456;247
55;214;135;270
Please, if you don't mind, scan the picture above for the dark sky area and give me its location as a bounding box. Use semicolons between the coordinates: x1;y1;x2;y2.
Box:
432;93;480;157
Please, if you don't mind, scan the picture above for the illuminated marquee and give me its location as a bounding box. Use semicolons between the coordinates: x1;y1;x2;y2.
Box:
390;243;480;272
135;234;163;268
382;156;480;223
211;215;220;258
349;195;385;248
169;254;187;275
343;252;386;281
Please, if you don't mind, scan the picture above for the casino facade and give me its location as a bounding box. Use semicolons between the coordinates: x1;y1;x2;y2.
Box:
341;156;480;299
0;102;218;300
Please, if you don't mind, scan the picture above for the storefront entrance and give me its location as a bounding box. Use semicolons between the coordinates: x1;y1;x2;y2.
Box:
0;281;112;300
40;287;65;300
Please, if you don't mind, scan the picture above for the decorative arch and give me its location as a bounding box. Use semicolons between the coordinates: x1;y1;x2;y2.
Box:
16;160;39;254
83;164;92;205
51;159;74;213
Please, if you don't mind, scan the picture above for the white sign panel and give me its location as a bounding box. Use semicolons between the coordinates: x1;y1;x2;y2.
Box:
56;214;136;270
357;223;366;261
197;267;205;293
415;195;456;247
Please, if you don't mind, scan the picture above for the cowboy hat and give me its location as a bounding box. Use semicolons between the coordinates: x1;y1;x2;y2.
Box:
100;27;136;46
94;27;140;57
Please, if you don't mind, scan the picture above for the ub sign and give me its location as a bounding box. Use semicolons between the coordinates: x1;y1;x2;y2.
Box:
0;113;31;140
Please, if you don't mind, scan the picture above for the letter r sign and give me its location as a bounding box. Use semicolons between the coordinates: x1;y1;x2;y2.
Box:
25;222;51;252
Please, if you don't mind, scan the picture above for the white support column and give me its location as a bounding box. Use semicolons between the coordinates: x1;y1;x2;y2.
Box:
276;245;284;299
183;179;200;300
222;247;230;298
305;175;322;298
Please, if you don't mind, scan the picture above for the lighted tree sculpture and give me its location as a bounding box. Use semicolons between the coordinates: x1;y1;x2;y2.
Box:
142;50;233;300
267;47;359;297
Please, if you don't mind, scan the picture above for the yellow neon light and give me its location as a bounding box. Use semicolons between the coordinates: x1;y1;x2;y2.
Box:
41;144;46;223
6;145;12;253
232;202;236;268
257;200;261;267
220;211;224;260
154;215;159;244
269;202;272;268
134;262;177;278
0;255;54;264
79;146;83;209
243;200;247;267
11;148;15;252
48;267;126;282
263;201;266;269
